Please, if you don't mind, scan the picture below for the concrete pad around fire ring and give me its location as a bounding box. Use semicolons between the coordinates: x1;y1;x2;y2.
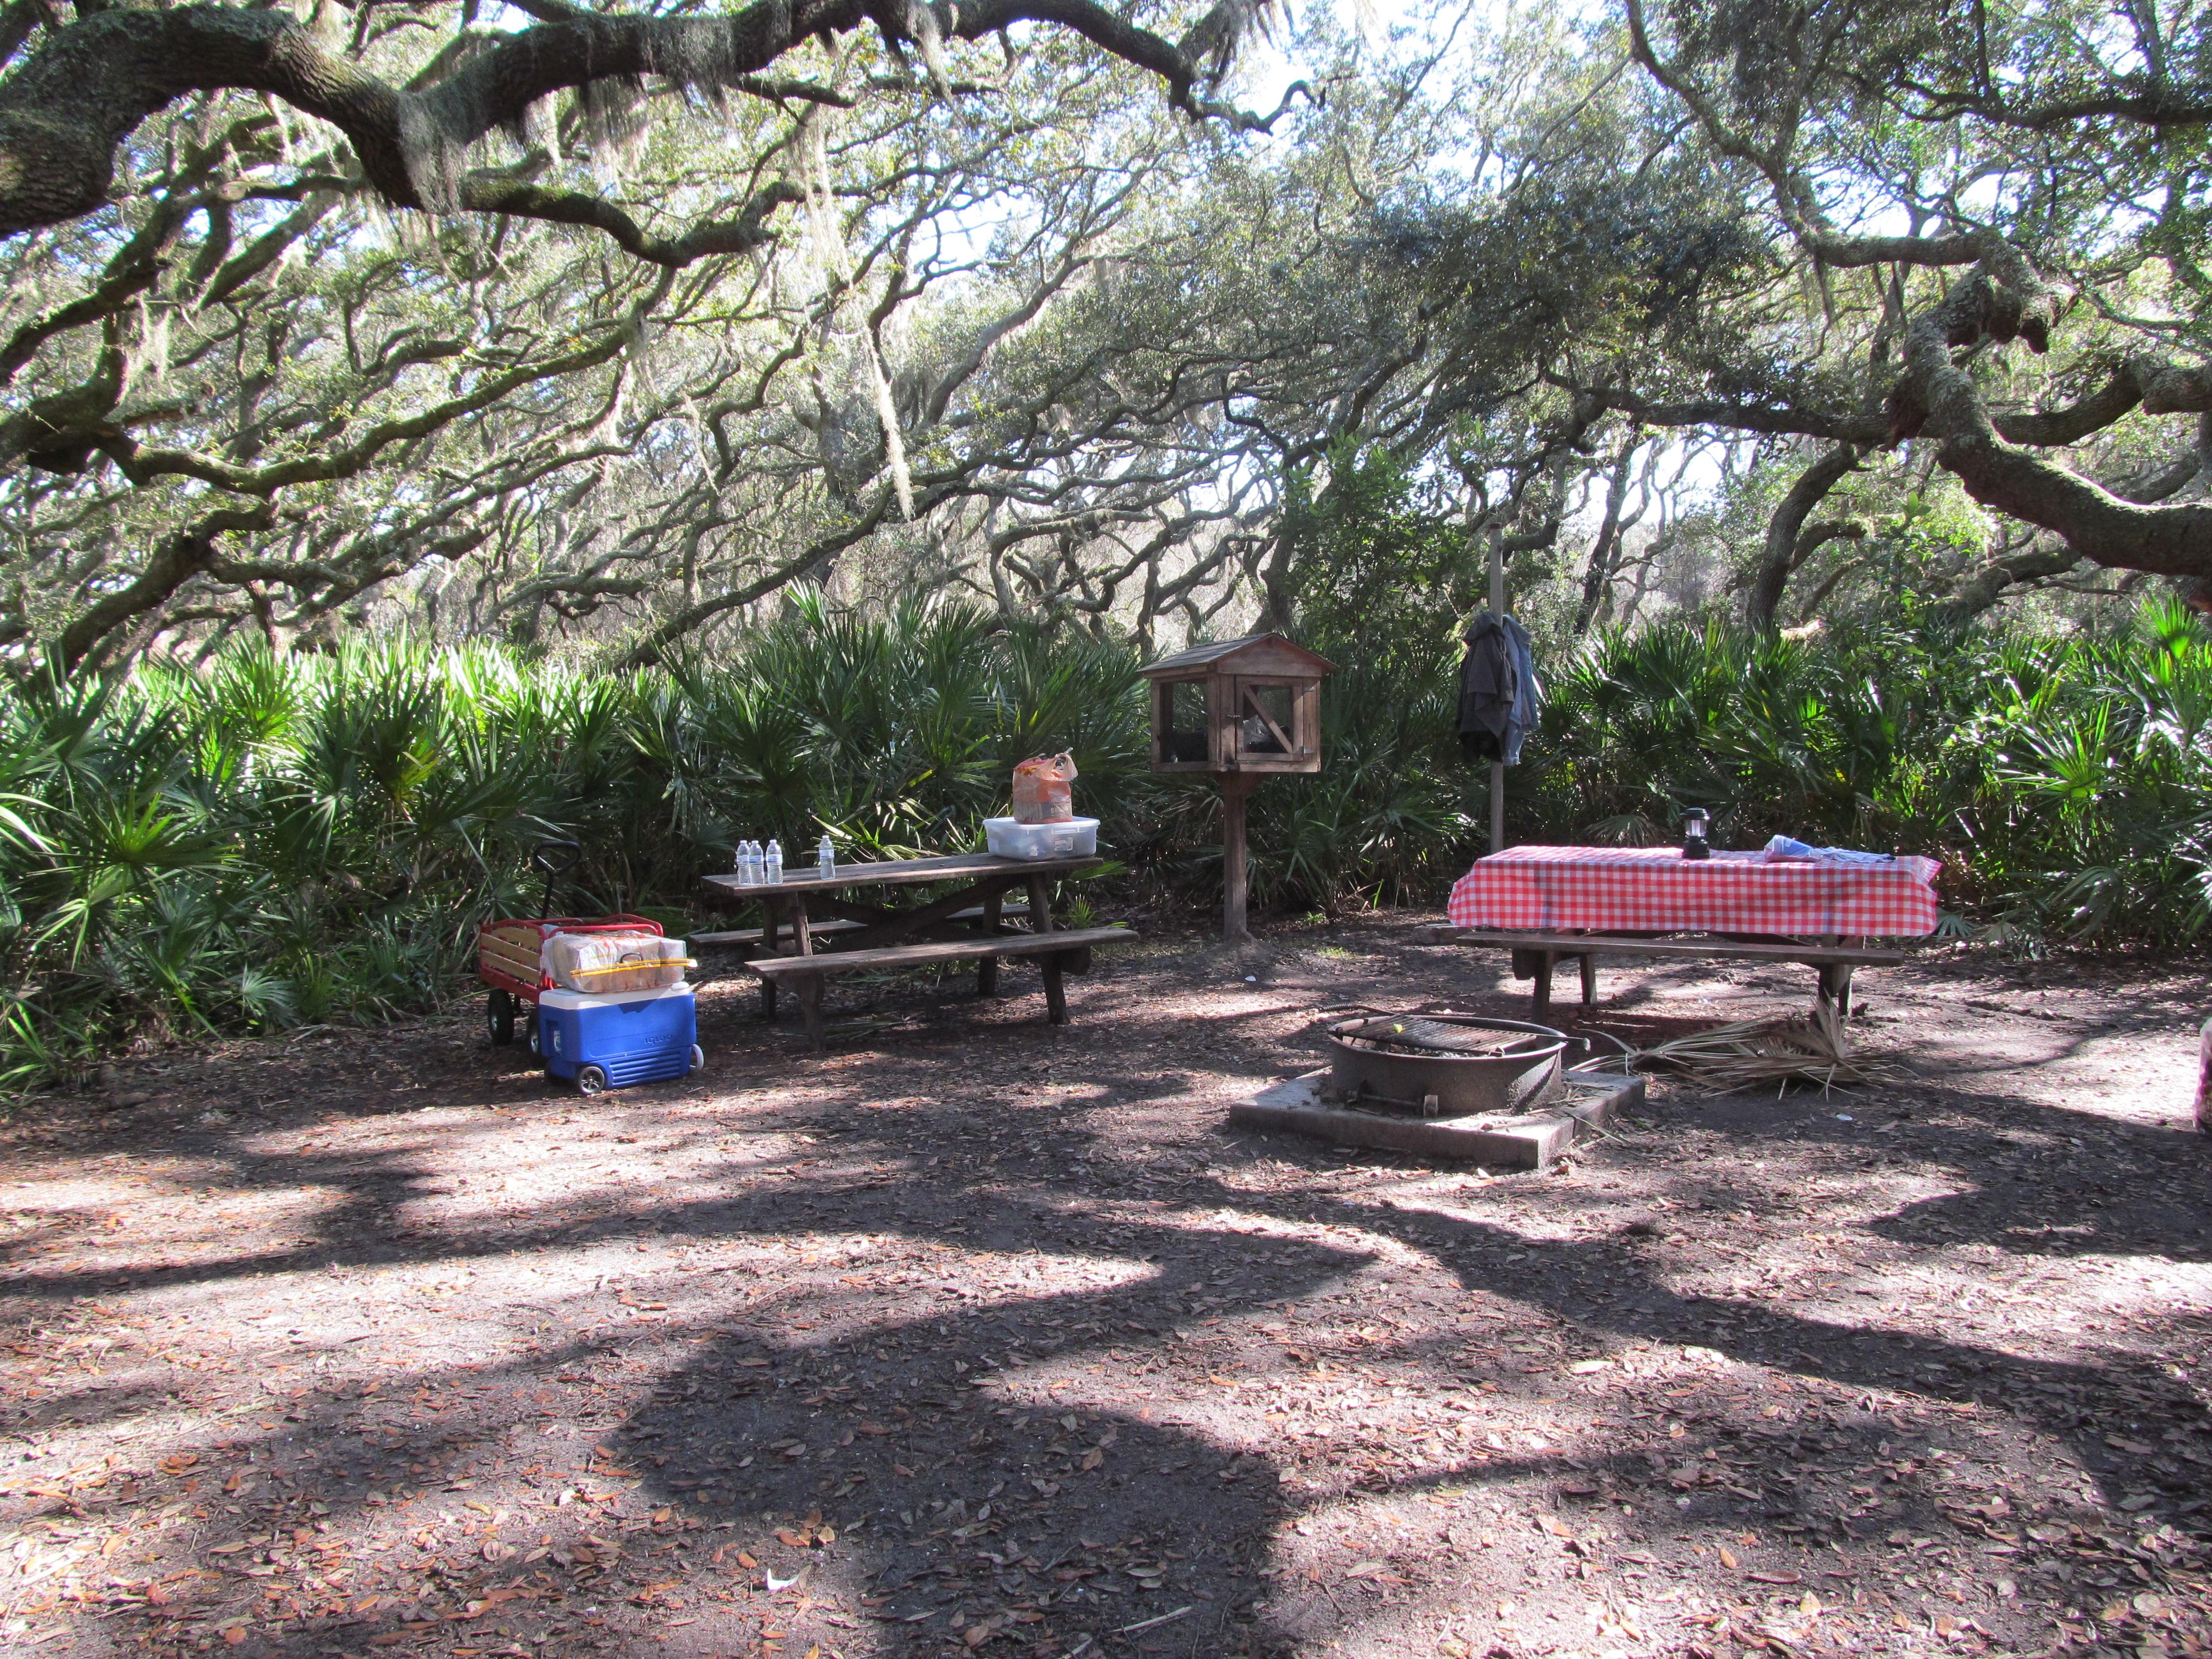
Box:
1226;1068;1644;1170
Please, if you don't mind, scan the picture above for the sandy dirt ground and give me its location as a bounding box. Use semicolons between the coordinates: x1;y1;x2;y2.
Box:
1;911;2208;1659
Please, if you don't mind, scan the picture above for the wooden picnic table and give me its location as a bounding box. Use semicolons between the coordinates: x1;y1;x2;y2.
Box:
699;852;1133;1050
1431;844;1940;1021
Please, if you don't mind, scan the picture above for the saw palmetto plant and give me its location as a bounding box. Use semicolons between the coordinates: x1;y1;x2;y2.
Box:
3;595;2209;1092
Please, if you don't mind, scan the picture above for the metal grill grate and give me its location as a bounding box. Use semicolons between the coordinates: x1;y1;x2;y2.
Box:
1333;1016;1529;1058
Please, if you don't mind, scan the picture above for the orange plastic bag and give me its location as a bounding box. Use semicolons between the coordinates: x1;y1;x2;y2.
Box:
1011;751;1078;823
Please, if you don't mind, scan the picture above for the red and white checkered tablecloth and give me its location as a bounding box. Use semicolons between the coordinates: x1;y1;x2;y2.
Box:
1447;845;1942;937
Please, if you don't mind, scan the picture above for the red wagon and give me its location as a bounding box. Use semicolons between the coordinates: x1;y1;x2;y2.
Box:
476;840;665;1057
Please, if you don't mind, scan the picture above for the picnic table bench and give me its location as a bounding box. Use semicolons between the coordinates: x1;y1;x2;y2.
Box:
701;852;1132;1050
1414;925;1905;1017
1429;844;1941;1019
692;900;1031;950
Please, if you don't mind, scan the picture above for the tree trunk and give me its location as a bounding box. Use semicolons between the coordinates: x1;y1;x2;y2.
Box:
55;507;269;673
1890;280;2212;603
1571;441;1641;635
1257;513;1298;634
1792;554;1871;622
0;0;1238;245
1748;443;1860;628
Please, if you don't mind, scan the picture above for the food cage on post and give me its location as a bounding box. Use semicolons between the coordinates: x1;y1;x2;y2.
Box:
1138;632;1335;943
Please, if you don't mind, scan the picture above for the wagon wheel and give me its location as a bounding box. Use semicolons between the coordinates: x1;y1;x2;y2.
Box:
524;1011;543;1060
486;989;515;1047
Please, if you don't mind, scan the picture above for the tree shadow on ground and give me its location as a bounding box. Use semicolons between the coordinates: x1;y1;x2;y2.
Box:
2;951;2208;1658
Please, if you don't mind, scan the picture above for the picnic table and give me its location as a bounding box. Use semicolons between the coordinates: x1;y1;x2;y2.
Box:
699;852;1133;1050
1424;844;1942;1018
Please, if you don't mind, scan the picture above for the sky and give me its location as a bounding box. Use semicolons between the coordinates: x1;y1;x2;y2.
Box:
1235;0;1607;107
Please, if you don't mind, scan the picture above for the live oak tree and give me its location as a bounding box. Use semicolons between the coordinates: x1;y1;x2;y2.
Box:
1282;1;2212;631
0;0;1299;673
1605;0;2212;622
21;0;2210;666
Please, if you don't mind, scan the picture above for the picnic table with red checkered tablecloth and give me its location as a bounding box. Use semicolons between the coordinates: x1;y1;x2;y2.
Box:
1448;845;1942;937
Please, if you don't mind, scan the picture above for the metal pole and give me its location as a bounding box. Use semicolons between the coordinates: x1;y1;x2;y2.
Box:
1488;524;1506;855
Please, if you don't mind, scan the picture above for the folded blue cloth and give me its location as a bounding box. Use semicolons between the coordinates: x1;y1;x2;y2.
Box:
1763;835;1895;866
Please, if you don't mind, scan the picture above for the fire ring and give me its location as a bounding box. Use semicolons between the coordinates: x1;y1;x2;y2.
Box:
1322;1014;1569;1119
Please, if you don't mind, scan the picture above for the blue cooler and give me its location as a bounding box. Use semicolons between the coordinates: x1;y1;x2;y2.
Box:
538;985;699;1094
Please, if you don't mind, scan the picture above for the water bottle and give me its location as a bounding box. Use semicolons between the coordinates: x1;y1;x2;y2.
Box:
817;835;835;879
739;840;760;885
763;839;783;884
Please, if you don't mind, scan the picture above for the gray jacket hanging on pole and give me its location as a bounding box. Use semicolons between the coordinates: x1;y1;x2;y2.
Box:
1458;612;1540;764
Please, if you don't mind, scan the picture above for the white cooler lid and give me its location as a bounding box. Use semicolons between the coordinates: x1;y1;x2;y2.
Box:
539;984;693;1010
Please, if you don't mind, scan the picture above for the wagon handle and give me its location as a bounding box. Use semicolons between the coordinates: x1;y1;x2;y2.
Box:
531;838;583;916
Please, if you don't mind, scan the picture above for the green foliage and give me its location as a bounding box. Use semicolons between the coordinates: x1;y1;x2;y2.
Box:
0;600;1151;1091
1283;448;1477;673
7;591;2209;1095
1258;440;2212;948
1246;645;1478;917
1516;601;2212;949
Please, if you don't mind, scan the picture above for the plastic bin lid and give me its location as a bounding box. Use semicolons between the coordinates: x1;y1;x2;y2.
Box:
539;984;694;1009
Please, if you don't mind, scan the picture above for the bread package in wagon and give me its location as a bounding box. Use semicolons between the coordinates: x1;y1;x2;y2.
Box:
542;931;690;993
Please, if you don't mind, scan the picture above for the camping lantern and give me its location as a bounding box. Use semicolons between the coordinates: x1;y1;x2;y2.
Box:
1138;633;1334;941
1681;807;1711;861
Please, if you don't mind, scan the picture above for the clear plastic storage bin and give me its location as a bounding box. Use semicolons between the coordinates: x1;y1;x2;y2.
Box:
984;816;1099;859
